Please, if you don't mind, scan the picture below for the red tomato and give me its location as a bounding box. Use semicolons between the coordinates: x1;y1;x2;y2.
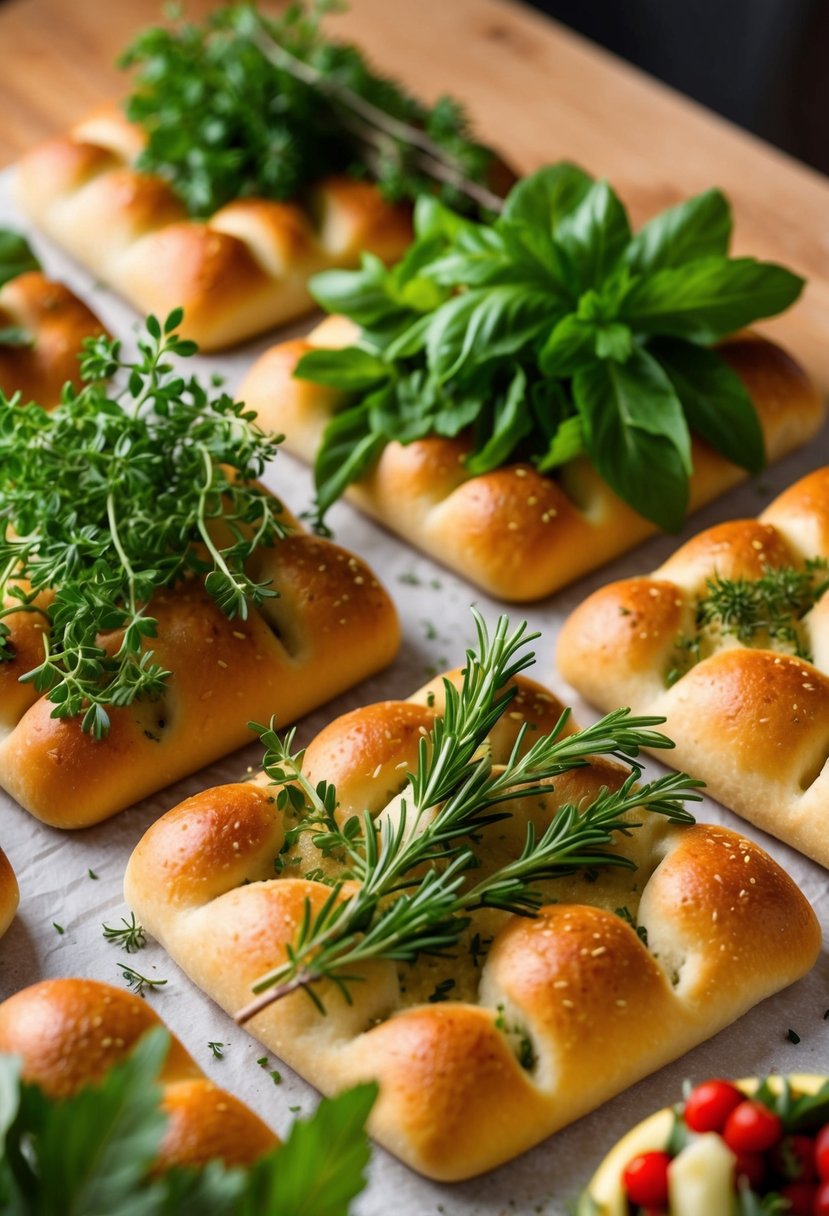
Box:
683;1079;745;1133
814;1180;829;1215
771;1134;817;1182
816;1125;829;1182
777;1182;817;1215
723;1100;783;1153
733;1149;765;1189
622;1151;672;1207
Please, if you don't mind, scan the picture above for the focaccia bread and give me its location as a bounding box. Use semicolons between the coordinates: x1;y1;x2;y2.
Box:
0;497;399;828
0;847;18;938
0;269;104;406
14;106;412;351
238;318;824;600
582;1074;827;1215
557;465;829;866
124;671;820;1181
0;978;277;1168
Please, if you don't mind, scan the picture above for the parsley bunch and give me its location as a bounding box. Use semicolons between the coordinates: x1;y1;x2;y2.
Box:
121;1;498;219
0;1029;375;1215
0;229;41;345
236;611;701;1022
296;165;804;532
0;310;286;738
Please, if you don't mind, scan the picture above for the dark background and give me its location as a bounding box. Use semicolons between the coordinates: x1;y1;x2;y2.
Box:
528;0;829;176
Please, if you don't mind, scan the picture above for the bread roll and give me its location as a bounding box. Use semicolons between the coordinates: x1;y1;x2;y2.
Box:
124;672;819;1180
15;105;412;351
0;500;399;827
238;325;825;600
0;978;277;1168
0;270;105;406
0;847;18;938
558;465;829;866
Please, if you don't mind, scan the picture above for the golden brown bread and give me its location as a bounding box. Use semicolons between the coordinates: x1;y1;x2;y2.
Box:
0;978;277;1168
0;847;18;938
0;270;105;406
14;105;413;350
0;499;399;827
237;320;825;600
124;672;820;1181
558;465;829;866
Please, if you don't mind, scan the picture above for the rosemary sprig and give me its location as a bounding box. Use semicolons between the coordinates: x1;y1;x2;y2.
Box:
0;309;287;739
667;558;829;684
102;913;146;954
119;966;167;997
236;612;702;1023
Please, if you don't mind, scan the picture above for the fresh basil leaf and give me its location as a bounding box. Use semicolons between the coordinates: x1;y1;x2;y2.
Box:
432;391;483;437
499;163;594;233
574;347;692;530
622;256;805;342
595;322;634;361
369;371;439;443
624;188;732;274
0;327;32;347
426;286;552;381
651;337;765;472
0;230;40;290
466;366;530;474
536;413;585;470
555;179;632;292
785;1079;829;1132
250;1083;377;1216
383;313;434;360
497;163;595;292
294;348;390;392
529;377;571;443
539;315;597;377
310;255;405;330
314;399;387;518
414;194;484;242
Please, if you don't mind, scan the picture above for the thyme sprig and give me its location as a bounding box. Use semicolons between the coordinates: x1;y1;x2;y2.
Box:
122;2;500;219
236;612;701;1023
667;558;829;684
0;309;287;738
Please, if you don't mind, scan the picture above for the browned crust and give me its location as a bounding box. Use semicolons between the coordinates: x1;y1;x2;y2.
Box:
124;674;820;1180
238;320;825;599
15;106;413;350
558;465;829;865
0;512;399;828
0;978;277;1168
0;847;18;938
0;270;106;407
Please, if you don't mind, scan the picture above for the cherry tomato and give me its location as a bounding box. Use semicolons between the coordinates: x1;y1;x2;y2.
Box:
733;1149;765;1189
771;1134;817;1182
683;1079;744;1133
622;1151;672;1207
816;1125;829;1182
814;1180;829;1215
723;1100;783;1153
777;1181;817;1215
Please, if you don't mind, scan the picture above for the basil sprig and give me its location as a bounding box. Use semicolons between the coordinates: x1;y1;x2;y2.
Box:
296;164;804;532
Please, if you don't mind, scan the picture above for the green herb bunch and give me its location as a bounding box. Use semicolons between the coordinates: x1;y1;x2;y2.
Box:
0;310;286;739
296;164;804;531
0;229;41;345
237;611;702;1022
0;1029;375;1215
666;557;829;684
121;1;498;219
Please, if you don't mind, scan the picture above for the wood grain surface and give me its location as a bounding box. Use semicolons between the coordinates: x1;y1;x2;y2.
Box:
2;0;829;388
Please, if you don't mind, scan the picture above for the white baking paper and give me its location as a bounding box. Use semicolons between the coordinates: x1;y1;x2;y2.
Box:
1;168;827;1216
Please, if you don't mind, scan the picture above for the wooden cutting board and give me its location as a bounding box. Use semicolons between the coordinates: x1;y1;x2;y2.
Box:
2;0;829;391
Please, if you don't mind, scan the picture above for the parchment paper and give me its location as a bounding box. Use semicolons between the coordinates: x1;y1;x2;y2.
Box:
1;169;827;1216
